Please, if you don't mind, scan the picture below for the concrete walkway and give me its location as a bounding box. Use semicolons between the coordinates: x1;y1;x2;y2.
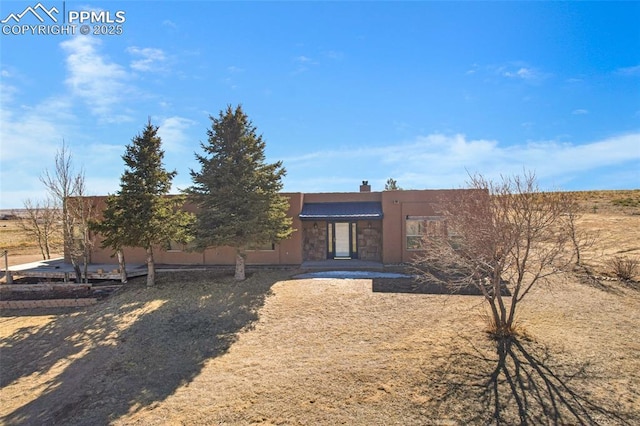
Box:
300;259;384;271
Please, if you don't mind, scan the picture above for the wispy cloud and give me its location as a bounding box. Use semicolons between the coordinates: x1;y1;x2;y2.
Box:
472;62;550;84
322;50;344;60
296;55;313;63
157;116;196;152
615;65;640;76
572;109;589;115
0;87;78;204
227;65;244;74
500;64;548;83
504;67;535;80
60;36;132;122
282;132;640;191
466;63;479;75
127;46;168;72
292;55;318;74
220;65;245;89
162;19;177;30
0;95;74;163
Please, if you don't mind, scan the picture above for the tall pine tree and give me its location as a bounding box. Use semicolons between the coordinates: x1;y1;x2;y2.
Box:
187;105;293;280
93;120;193;286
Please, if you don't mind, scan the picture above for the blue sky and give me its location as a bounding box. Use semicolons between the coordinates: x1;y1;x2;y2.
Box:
1;1;639;209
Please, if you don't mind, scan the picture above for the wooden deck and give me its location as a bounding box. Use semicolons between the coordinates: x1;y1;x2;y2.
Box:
2;258;147;281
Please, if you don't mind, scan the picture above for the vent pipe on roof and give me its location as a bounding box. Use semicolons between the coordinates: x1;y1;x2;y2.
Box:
360;180;371;192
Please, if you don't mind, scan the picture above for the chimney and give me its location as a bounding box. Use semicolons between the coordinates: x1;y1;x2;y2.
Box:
360;180;371;192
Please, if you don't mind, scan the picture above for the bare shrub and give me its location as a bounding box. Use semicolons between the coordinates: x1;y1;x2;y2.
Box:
607;256;639;281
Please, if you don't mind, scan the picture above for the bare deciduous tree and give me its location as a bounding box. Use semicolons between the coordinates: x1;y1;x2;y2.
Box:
412;172;572;338
68;194;96;283
40;142;95;283
14;198;60;260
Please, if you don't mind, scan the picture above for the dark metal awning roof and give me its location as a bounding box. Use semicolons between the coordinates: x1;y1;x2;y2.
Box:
299;202;383;221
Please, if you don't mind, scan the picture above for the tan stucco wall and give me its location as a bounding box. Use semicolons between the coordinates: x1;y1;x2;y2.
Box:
302;191;382;203
85;189;467;266
380;189;461;263
87;193;303;266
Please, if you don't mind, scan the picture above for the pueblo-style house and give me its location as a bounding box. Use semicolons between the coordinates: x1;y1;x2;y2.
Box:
87;182;462;266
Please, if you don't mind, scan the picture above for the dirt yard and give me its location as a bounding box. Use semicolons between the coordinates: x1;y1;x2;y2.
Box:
1;190;639;424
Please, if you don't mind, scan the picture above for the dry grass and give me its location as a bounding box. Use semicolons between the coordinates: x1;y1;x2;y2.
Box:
1;271;638;425
566;189;640;215
0;219;62;266
1;190;639;424
0;220;37;255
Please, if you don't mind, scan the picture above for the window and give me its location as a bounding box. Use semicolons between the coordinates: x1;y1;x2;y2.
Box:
246;242;276;251
406;216;445;250
166;240;189;252
351;222;358;255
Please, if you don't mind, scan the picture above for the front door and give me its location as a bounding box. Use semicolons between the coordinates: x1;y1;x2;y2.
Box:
328;222;357;259
334;222;350;257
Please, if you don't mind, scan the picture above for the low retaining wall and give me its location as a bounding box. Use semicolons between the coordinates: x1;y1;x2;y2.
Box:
0;283;92;301
0;298;97;309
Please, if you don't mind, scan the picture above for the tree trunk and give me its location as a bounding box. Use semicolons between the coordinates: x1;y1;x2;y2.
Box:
117;249;128;283
83;251;89;284
72;260;82;283
234;250;246;280
494;275;508;332
82;228;89;283
146;246;155;287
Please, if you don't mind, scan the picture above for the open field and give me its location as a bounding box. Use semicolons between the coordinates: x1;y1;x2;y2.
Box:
1;190;639;424
0;219;62;267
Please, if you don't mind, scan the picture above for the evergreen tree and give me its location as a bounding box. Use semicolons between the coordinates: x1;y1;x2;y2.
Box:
92;194;129;283
187;105;293;280
384;178;402;191
93;120;193;286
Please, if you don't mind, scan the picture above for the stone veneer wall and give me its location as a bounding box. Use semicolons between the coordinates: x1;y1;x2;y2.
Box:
302;222;327;261
357;221;382;261
303;220;382;261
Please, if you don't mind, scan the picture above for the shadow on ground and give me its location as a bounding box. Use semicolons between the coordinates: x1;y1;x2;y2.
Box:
0;270;285;425
422;335;637;425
